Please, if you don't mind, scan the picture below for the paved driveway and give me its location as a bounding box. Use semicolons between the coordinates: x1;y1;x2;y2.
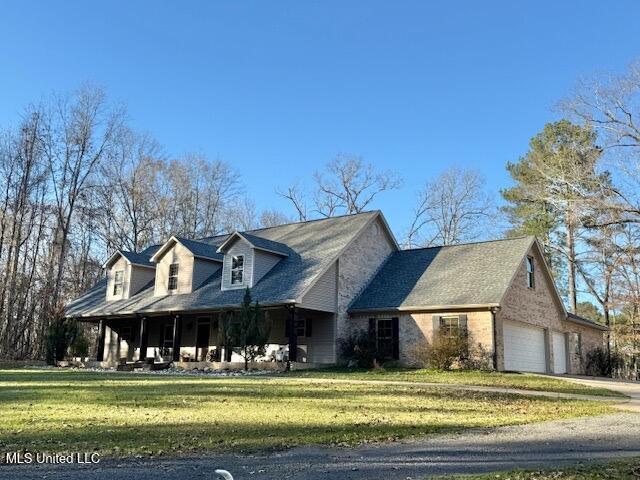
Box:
555;375;640;411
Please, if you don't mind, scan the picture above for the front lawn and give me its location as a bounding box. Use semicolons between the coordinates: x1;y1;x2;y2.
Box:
437;457;640;479
0;369;612;457
287;367;625;397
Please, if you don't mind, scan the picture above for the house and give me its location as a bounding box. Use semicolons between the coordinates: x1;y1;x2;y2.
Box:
65;210;606;374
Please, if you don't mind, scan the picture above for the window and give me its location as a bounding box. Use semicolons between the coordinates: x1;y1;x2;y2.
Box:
375;318;394;359
295;317;306;337
440;316;462;337
231;255;244;285
168;263;179;291
526;256;535;288
113;270;124;296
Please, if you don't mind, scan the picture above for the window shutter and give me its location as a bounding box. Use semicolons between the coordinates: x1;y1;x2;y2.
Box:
305;318;312;337
432;315;441;334
391;317;399;360
458;314;468;336
368;318;376;340
285;317;290;337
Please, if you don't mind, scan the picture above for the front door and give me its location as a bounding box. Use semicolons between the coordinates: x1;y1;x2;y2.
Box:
161;324;174;358
196;319;210;361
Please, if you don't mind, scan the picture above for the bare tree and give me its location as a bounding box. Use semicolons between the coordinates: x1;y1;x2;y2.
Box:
277;183;308;221
40;85;124;314
405;168;494;248
280;154;401;219
258;209;292;228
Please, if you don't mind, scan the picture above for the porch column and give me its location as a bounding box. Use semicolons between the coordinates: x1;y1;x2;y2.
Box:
288;305;298;362
96;319;106;362
138;316;148;361
172;314;182;361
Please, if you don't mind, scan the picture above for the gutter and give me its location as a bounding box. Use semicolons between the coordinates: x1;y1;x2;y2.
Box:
348;303;500;315
565;314;609;331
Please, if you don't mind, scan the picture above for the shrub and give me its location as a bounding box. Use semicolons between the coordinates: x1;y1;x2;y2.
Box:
585;347;624;377
426;334;470;370
69;330;90;358
44;308;80;365
338;331;377;368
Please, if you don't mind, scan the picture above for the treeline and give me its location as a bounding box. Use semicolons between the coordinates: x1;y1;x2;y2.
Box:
0;86;281;359
3;61;640;365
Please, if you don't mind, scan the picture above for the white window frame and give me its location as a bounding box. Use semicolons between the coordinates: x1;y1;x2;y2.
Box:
113;270;124;296
440;316;461;338
526;256;535;288
168;263;179;291
231;255;244;285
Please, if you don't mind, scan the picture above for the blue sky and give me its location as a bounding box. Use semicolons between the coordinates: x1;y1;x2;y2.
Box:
1;1;639;236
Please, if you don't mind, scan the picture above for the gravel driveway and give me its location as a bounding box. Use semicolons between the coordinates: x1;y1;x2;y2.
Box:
1;378;638;480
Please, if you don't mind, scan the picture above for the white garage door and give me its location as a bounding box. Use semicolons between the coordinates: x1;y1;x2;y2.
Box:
552;332;567;374
503;321;547;373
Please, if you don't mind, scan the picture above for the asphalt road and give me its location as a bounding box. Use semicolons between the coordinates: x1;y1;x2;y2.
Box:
1;411;638;480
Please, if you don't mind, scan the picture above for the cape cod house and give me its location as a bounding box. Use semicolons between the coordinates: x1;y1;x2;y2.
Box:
65;210;606;374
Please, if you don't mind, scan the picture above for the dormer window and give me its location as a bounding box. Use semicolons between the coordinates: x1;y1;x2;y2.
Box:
526;256;535;288
231;255;244;285
168;263;179;291
113;270;124;296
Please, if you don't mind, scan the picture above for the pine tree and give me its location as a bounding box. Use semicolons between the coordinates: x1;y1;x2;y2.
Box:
501;120;606;312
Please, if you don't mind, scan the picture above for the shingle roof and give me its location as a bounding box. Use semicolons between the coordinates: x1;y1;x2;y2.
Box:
174;237;224;262
349;236;535;312
566;312;608;331
223;231;291;256
103;246;160;268
65;211;380;318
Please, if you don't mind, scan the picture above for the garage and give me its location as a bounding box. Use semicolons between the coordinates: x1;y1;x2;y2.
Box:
552;332;567;374
503;321;547;373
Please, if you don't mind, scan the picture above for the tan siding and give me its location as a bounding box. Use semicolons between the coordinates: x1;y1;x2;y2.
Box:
154;242;194;296
106;257;129;301
252;250;282;285
192;258;221;290
300;261;337;312
221;238;254;290
129;265;156;296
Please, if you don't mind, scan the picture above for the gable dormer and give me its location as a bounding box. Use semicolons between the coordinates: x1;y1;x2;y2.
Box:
217;232;290;291
103;250;156;301
150;236;222;296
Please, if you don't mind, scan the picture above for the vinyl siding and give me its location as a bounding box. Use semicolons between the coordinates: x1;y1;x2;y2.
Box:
129;265;156;296
106;257;129;301
301;261;337;312
154;242;194;296
221;238;254;290
192;258;221;290
252;250;282;285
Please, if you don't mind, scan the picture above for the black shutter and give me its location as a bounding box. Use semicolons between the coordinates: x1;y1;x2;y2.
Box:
391;317;399;360
305;318;312;337
368;318;376;340
458;314;468;336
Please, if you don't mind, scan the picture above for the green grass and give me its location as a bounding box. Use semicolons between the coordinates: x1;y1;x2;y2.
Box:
436;457;640;479
0;369;613;458
286;367;626;397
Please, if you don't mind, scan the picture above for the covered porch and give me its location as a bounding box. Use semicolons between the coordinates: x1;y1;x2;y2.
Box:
90;305;336;368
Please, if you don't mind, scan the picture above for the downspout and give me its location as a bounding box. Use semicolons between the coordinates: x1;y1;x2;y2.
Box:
490;307;500;371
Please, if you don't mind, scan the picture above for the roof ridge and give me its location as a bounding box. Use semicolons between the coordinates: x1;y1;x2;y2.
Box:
400;236;532;252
